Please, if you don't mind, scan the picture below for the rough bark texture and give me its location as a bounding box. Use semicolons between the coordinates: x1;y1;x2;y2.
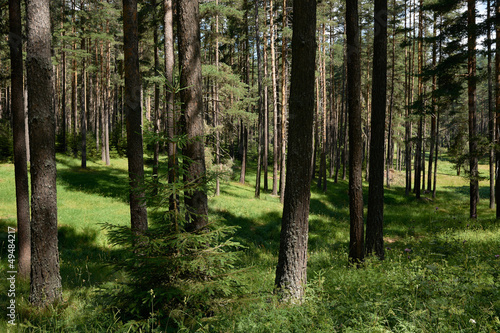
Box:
177;0;208;230
164;0;177;211
10;0;30;279
414;0;423;200
123;0;148;233
468;0;478;219
26;0;62;306
347;0;364;264
275;0;316;302
487;0;495;209
366;0;387;260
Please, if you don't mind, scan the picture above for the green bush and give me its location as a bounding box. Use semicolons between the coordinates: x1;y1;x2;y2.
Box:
100;134;242;330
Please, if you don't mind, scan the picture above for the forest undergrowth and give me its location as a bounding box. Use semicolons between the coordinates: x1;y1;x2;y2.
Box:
0;154;499;332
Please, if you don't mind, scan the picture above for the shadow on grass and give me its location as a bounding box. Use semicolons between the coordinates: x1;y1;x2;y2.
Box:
58;225;122;290
56;157;130;203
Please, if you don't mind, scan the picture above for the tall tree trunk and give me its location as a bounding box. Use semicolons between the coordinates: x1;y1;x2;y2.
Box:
262;0;269;192
414;0;423;199
428;17;437;193
152;0;160;195
105;24;111;166
60;4;67;153
165;0;177;211
468;0;478;219
71;0;78;157
123;0;148;233
9;0;30;279
488;0;495;209
177;0;208;230
81;37;87;169
347;0;364;264
404;0;412;196
279;0;287;203
26;0;62;306
275;0;316;302
254;0;263;198
271;0;279;195
386;0;396;188
214;0;221;196
240;0;250;185
366;0;387;260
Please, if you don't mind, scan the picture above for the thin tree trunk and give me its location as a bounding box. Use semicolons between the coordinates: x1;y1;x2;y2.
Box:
81;37;87;169
468;0;478;219
164;0;177;212
279;0;287;203
152;0;160;194
263;0;269;192
215;0;221;196
271;0;279;196
255;0;263;198
386;0;396;188
9;0;30;279
488;0;495;208
414;0;423;199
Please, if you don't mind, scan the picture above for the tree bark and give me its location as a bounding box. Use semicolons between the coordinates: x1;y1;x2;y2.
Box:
123;0;148;233
279;0;287;203
275;0;316;302
414;0;423;200
347;0;364;264
271;0;279;196
81;37;87;169
9;0;30;279
26;0;62;306
366;0;387;260
254;0;263;198
487;0;495;209
177;0;209;230
468;0;478;219
164;0;177;211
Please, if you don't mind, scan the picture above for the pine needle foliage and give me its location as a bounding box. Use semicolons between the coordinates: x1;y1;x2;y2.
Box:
100;134;242;324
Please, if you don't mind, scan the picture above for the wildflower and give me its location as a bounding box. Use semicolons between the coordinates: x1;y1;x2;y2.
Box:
495;255;500;259
435;207;439;211
404;248;411;253
469;319;476;324
386;247;391;250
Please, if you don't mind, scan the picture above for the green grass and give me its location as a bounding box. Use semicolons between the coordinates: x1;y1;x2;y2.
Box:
0;153;500;332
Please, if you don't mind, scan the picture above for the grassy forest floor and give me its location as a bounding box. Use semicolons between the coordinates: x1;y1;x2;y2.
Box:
0;153;499;332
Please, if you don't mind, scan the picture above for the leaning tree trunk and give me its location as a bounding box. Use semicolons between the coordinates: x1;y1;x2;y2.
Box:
275;0;316;302
9;0;30;279
123;0;148;233
26;0;62;306
177;0;208;230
